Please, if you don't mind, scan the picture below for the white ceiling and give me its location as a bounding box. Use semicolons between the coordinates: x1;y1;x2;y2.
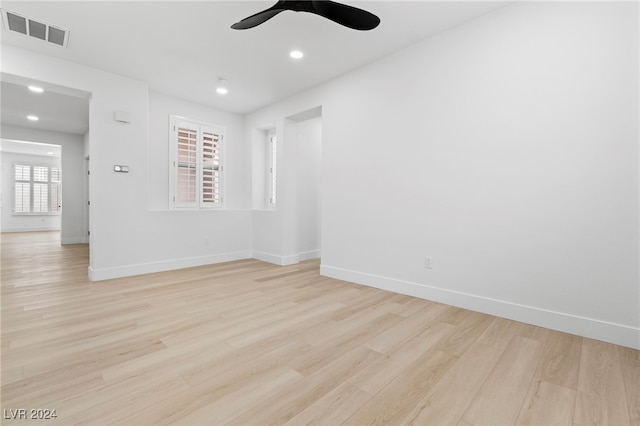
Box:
0;0;507;133
0;138;62;157
1;79;90;134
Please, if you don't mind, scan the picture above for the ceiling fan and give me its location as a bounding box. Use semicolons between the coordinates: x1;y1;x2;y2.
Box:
231;1;380;31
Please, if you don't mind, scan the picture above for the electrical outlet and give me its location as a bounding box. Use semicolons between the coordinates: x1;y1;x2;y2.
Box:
204;236;209;246
425;256;433;269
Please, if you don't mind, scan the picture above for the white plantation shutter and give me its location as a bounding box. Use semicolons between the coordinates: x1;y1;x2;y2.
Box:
15;164;30;181
50;167;62;212
171;117;224;209
14;182;30;213
50;167;61;182
33;166;48;182
49;183;61;212
13;164;61;214
32;166;49;213
175;122;199;207
14;165;30;213
201;126;222;206
33;183;48;213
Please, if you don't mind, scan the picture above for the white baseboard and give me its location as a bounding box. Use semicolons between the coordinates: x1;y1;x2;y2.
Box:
299;250;321;261
89;250;252;281
252;251;288;265
61;237;88;245
252;250;320;266
89;249;322;281
1;227;60;233
320;264;640;350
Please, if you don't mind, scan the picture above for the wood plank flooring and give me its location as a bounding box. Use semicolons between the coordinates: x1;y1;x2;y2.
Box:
1;231;638;425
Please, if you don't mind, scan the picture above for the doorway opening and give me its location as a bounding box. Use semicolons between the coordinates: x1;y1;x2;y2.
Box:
0;73;91;268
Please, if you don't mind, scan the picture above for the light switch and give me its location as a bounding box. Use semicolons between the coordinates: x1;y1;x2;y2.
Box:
114;165;129;173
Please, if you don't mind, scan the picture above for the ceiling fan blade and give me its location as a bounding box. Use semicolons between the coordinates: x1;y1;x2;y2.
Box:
311;1;380;30
231;2;287;30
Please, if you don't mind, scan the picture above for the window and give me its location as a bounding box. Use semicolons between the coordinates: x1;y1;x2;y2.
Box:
14;164;61;214
268;131;277;207
170;116;224;209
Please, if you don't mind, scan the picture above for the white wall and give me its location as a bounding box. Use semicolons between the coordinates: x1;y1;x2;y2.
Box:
246;2;639;349
296;117;322;257
2;46;252;280
1;126;85;242
0;150;61;232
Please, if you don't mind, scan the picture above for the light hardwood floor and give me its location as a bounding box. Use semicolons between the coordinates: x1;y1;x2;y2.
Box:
1;231;638;425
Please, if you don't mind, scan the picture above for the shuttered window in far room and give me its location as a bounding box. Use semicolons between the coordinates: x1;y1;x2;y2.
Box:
13;164;61;214
170;116;224;209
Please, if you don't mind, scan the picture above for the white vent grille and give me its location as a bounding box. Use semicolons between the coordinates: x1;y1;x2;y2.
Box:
1;9;70;47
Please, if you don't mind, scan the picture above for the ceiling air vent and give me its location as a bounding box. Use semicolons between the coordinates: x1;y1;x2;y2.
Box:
1;9;70;47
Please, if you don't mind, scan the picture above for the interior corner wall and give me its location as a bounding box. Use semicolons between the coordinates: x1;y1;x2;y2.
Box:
250;115;321;265
0;125;84;242
246;1;639;349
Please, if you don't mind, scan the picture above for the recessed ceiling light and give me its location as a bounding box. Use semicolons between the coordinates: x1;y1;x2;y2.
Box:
216;77;228;95
290;50;304;59
28;85;44;93
27;115;39;121
47;152;55;155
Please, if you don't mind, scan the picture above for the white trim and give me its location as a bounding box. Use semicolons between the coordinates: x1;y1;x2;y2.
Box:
252;250;282;265
252;250;320;266
252;250;295;266
61;237;88;245
1;226;60;233
320;264;640;350
88;250;252;281
298;250;321;261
